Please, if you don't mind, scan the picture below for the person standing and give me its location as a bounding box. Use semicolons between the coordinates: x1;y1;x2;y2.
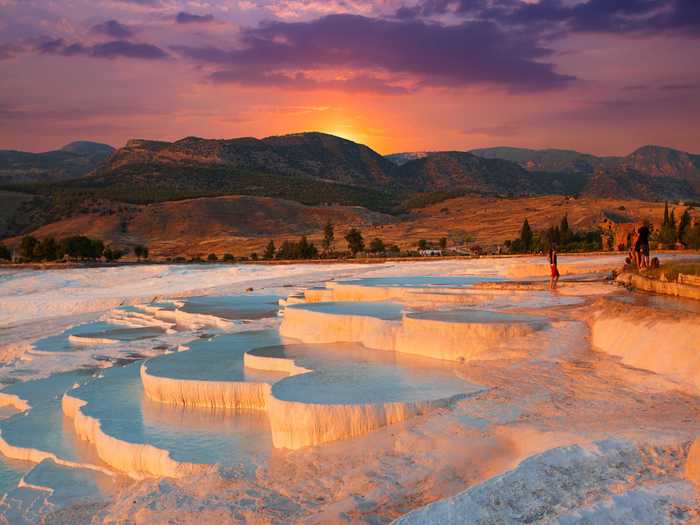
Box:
636;223;651;269
548;246;560;290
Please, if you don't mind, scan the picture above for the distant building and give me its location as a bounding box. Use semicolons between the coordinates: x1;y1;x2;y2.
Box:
419;249;442;256
598;211;639;251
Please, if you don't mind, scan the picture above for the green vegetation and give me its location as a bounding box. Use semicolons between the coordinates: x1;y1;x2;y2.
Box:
264;240;276;260
223;253;235;262
322;221;335;253
644;261;700;281
369;237;386;254
0;244;11;260
133;245;149;260
275;236;318;260
654;202;698;248
13;234;127;262
507;215;602;253
345;228;365;256
207;253;218;262
3;162;399;213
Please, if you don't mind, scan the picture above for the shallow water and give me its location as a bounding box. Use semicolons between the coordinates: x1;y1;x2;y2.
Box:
0;457;30;497
407;309;547;324
0;369;103;464
287;301;405;320
179;294;280;320
71;362;274;466
254;343;480;404
339;276;502;288
32;320;165;354
611;291;700;314
145;330;285;383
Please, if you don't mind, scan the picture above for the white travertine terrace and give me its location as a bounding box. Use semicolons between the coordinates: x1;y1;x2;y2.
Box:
67;334;119;345
280;303;546;362
141;362;271;410
61;391;206;479
590;299;700;390
140;346;461;451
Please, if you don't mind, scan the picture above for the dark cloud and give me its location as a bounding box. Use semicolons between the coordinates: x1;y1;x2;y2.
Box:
173;14;574;93
38;38;168;60
210;70;410;94
92;20;134;39
400;0;700;37
176;12;215;24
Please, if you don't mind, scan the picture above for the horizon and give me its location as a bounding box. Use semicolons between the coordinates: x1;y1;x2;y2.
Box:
5;132;698;158
1;1;699;156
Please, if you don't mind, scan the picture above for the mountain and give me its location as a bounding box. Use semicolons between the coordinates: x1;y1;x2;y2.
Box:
469;147;620;174
101;132;394;188
580;166;697;201
385;152;430;166
0;141;115;184
623;145;700;192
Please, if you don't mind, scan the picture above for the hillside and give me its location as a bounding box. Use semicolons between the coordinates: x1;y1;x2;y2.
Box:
6;195;395;257
391;152;587;196
469;147;620;174
471;144;700;197
100;132;395;188
0;142;114;184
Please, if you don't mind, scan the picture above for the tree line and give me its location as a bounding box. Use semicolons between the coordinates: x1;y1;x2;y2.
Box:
506;215;603;254
657;203;700;248
0;235;149;263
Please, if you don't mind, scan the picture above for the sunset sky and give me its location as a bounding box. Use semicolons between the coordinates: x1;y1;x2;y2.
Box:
1;0;699;155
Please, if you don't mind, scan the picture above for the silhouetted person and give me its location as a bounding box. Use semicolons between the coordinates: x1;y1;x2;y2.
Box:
635;224;651;269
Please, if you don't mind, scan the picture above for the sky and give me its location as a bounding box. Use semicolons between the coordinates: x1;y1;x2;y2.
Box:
0;0;699;155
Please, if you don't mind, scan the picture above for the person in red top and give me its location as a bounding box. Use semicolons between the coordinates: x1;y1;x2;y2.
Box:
548;247;560;290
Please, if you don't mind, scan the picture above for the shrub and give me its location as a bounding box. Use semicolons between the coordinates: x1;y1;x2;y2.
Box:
223;253;235;262
345;228;364;256
207;253;218;262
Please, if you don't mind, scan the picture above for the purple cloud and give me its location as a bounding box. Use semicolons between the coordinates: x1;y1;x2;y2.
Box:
211;70;410;94
92;20;134;39
176;12;215;24
404;0;700;37
174;14;574;93
38;38;168;60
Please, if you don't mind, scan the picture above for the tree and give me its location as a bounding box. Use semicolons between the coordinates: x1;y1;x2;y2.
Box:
520;219;533;252
207;253;218;262
133;245;149;260
417;239;429;250
685;223;700;249
264;240;276;260
369;237;386;254
560;214;571;244
322;221;335;253
19;236;38;260
439;237;447;251
103;246;124;262
32;237;59;261
223;253;235;262
345;228;364;255
250;252;258;261
663;202;670;227
0;244;11;261
276;240;295;260
296;236;318;259
679;209;692;244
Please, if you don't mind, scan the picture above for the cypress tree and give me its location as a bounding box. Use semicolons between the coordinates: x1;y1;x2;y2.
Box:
520;219;533;251
663;202;669;227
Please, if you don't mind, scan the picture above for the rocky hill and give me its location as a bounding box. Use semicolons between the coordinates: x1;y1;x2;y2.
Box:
100;132;394;188
0;141;114;184
389;151;577;195
470;145;700;196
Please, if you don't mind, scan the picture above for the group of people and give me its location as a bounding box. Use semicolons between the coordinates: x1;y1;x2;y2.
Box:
629;224;651;270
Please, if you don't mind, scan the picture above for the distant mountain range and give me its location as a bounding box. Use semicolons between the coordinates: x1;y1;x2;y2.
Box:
0;141;115;184
390;144;700;200
1;132;699;242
